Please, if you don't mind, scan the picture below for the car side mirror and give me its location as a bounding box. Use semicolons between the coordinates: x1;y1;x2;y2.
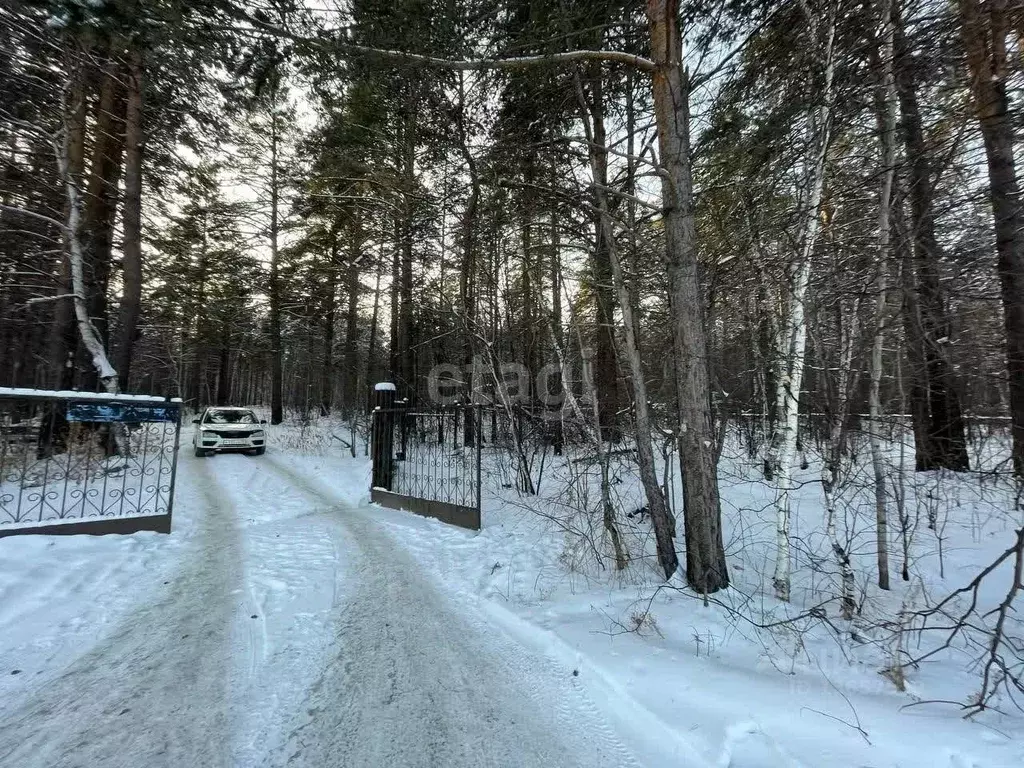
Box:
260;419;267;425
192;418;200;424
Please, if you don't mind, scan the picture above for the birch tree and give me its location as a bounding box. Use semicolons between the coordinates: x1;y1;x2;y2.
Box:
818;298;859;618
769;0;838;602
58;44;120;397
869;0;898;592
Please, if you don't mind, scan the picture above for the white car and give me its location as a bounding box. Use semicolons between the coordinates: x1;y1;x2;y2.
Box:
192;407;267;457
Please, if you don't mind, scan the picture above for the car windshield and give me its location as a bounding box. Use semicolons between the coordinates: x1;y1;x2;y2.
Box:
203;409;258;424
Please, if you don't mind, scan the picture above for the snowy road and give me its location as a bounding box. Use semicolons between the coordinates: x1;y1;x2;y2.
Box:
0;456;243;767
0;452;646;768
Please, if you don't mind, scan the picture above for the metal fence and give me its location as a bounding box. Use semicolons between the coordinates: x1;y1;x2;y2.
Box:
0;389;182;537
371;404;482;530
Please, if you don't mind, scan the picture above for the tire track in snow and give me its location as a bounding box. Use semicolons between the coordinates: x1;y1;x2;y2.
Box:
204;453;349;767
0;455;246;768
258;455;644;768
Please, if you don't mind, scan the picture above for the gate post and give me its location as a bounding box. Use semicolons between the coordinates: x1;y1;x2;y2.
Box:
371;382;396;490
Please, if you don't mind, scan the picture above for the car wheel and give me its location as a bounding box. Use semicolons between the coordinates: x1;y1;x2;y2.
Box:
194;446;207;458
253;446;266;456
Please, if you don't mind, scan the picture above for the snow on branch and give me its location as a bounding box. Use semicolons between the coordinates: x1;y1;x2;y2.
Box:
223;11;657;73
0;203;67;231
328;41;658;74
25;292;83;305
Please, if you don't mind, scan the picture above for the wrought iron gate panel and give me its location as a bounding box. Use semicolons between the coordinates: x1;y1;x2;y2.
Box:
0;389;182;537
371;404;482;530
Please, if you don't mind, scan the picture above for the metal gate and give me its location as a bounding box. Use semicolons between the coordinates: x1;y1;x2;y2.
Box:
0;389;182;538
370;402;482;530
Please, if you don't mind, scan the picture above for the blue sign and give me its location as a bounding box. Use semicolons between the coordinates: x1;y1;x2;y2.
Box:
67;403;180;423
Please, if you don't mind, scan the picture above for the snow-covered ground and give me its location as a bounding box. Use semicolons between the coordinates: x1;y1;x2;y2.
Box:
0;438;644;766
271;439;1024;768
0;421;1021;767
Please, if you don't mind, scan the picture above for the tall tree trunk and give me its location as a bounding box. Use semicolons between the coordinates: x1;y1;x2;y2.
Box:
389;217;400;384
626;67;672;529
57;41;123;451
756;275;779;475
116;46;143;393
519;158;541;395
871;0;896;591
456;71;480;440
63;164;118;396
587;64;622;444
398;90;417;399
269;80;284;425
893;2;971;471
81;50;127;377
548;164;564;454
48;41;90;391
341;220;362;415
321;228;339;415
646;0;728;590
959;0;1024;476
216;335;231;406
549;168;562;350
769;1;836;602
520;199;534;386
367;256;382;394
575;65;675;577
895;198;934;469
188;217;209;408
819;300;859;619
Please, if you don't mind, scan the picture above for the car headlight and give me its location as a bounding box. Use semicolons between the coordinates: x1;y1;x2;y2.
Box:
252;430;265;438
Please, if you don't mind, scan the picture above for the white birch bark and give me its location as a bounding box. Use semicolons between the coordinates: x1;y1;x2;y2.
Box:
58;87;119;393
820;299;860;618
56;51;127;457
771;4;837;602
